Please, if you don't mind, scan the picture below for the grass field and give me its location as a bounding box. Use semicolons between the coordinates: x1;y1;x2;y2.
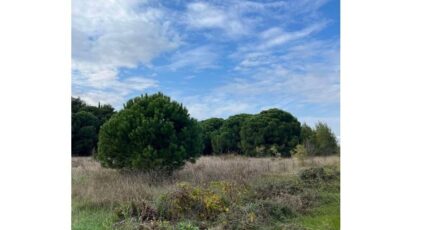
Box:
72;155;340;230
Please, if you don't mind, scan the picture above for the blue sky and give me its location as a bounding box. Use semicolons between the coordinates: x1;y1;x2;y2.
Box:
72;0;340;136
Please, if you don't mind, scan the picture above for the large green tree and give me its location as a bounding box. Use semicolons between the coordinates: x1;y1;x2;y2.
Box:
211;114;252;154
240;109;301;157
97;93;203;171
199;118;224;155
72;111;99;156
81;103;115;126
72;97;86;114
71;97;115;156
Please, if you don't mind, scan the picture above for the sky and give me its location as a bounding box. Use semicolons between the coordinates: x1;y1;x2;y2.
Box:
72;0;340;136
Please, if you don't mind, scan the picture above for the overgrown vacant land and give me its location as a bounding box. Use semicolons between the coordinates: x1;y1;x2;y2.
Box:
72;155;340;230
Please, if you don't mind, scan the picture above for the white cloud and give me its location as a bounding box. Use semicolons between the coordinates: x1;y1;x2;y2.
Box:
184;2;249;37
167;46;219;71
234;51;276;70
73;75;158;108
71;0;339;136
257;22;327;50
184;37;340;121
178;94;253;120
72;0;179;105
218;65;339;104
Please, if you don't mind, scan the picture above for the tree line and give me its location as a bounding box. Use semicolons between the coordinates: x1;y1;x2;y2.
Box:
72;97;115;156
200;110;339;158
72;93;339;171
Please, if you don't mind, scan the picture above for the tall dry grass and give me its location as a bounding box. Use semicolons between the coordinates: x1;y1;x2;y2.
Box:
72;155;339;206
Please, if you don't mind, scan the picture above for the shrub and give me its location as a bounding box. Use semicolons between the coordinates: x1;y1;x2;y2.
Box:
97;93;203;172
250;176;303;199
157;183;226;221
299;167;326;182
290;144;308;165
156;182;239;221
247;175;320;214
217;200;296;230
298;166;340;183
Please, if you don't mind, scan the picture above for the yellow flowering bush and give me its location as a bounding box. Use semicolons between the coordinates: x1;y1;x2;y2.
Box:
157;182;228;220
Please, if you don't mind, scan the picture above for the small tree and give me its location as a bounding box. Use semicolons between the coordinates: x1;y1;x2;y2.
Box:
300;123;317;156
314;122;339;156
290;144;308;166
97;93;203;172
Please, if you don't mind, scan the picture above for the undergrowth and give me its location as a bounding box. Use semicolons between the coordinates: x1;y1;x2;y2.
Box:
72;156;340;230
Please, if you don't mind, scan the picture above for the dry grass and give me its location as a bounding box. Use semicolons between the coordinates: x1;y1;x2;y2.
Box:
72;155;339;206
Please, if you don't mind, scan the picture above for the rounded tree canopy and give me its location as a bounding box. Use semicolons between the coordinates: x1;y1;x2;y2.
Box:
97;93;203;171
240;108;301;157
211;113;253;154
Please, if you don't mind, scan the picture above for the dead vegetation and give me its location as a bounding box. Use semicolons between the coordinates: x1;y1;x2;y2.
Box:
72;155;339;207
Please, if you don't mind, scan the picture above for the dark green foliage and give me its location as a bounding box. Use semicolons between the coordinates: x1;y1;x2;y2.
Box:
71;97;115;156
211;114;252;154
72;97;86;114
82;103;115;126
199;118;224;155
97;93;203;171
72;111;99;155
240;108;301;157
300;123;315;143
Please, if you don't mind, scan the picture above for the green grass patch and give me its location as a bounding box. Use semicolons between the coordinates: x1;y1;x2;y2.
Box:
72;202;116;230
293;193;340;230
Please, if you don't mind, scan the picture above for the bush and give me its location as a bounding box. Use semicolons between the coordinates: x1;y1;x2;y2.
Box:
240;108;301;157
298;166;340;183
97;93;203;172
290;144;308;165
156;182;229;221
